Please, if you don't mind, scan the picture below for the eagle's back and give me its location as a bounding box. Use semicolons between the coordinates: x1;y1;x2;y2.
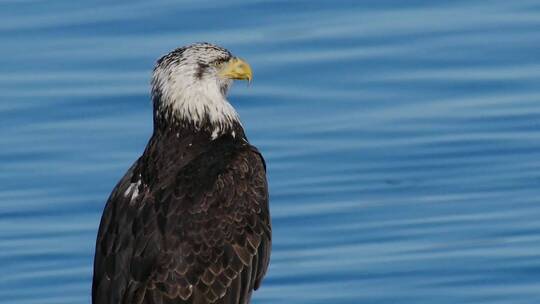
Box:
92;132;271;304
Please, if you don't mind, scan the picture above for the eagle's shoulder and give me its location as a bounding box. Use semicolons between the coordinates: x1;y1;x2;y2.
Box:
91;158;148;304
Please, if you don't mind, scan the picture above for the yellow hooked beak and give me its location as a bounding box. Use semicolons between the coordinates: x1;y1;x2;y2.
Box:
219;57;253;83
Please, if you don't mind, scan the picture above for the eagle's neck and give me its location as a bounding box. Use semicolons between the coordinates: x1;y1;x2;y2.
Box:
151;67;240;138
151;88;247;142
152;115;246;143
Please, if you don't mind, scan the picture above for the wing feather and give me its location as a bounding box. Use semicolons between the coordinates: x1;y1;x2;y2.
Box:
92;143;271;304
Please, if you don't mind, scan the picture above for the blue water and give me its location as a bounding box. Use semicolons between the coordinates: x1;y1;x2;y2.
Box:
1;1;540;303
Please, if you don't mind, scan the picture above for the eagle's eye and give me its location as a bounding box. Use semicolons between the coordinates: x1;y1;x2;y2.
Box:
211;61;224;69
210;58;229;69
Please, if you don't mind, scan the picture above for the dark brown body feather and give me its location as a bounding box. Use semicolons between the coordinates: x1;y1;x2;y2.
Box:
92;124;271;304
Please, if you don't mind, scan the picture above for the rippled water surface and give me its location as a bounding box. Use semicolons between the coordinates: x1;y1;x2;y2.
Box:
1;1;540;303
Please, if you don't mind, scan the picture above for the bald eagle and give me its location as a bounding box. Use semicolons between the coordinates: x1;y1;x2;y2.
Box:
92;43;271;304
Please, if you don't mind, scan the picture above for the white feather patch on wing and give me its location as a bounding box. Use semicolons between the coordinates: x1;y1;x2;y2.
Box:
124;180;142;201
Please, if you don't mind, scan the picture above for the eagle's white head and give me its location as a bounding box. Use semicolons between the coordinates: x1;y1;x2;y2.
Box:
151;43;252;135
